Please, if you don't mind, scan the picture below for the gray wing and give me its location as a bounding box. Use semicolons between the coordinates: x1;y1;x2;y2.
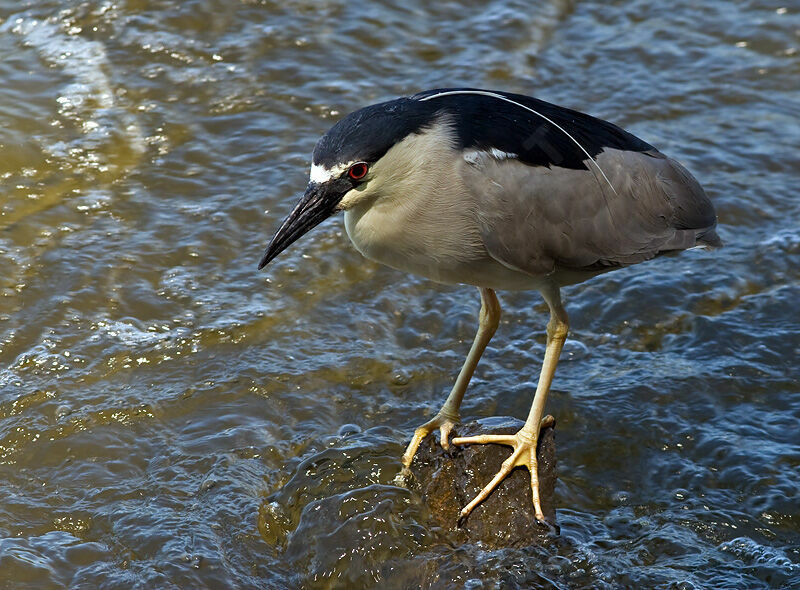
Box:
461;148;721;278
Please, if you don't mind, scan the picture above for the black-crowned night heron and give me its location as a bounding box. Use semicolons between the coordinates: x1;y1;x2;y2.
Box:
258;88;720;525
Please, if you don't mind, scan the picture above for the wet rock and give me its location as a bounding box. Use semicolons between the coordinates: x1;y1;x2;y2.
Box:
410;416;557;548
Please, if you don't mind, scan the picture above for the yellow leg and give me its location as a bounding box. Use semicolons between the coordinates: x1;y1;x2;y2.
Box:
401;287;501;468
452;283;568;523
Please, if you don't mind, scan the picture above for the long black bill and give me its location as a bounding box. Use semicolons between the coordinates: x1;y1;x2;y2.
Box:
258;181;344;270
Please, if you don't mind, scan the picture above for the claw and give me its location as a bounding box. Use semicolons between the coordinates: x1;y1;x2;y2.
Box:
452;423;551;523
439;420;456;451
536;516;560;535
456;512;468;528
401;411;459;468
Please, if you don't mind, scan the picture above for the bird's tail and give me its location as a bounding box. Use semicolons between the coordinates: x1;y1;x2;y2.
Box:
695;225;723;249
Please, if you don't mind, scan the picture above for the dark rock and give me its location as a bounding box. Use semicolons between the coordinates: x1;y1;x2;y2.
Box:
409;416;557;548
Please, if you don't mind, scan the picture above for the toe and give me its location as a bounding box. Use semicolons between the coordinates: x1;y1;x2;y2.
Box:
401;430;426;467
451;434;517;446
452;427;553;527
402;413;461;466
540;414;555;429
439;421;455;451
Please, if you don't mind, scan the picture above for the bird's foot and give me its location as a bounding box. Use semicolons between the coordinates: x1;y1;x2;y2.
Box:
451;415;555;525
401;411;459;469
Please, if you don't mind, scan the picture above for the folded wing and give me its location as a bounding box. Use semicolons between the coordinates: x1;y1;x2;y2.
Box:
462;147;721;278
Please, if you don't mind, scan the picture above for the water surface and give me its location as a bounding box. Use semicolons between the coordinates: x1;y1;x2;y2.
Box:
0;0;798;588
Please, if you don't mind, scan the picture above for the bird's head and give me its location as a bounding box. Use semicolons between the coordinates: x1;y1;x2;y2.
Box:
257;96;444;270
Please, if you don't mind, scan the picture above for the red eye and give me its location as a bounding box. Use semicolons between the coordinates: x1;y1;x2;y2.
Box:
347;162;368;180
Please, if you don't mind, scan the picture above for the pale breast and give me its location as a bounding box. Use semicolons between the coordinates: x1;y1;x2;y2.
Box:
343;193;547;290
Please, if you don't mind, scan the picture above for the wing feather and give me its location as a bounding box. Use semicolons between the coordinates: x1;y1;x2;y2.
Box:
461;148;720;278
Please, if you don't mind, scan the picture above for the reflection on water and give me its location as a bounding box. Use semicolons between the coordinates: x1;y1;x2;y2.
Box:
0;0;798;587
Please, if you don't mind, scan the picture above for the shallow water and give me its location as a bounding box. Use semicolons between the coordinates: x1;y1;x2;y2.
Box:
0;0;798;588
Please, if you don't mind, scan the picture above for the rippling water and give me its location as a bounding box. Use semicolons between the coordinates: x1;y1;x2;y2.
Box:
0;1;798;588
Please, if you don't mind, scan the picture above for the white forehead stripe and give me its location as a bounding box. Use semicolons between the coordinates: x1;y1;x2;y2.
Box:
309;162;350;184
310;164;335;184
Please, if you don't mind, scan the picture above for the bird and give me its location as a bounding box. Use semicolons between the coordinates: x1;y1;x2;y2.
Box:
258;88;720;526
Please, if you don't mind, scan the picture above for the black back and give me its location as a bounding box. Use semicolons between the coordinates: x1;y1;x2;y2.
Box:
312;88;655;172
